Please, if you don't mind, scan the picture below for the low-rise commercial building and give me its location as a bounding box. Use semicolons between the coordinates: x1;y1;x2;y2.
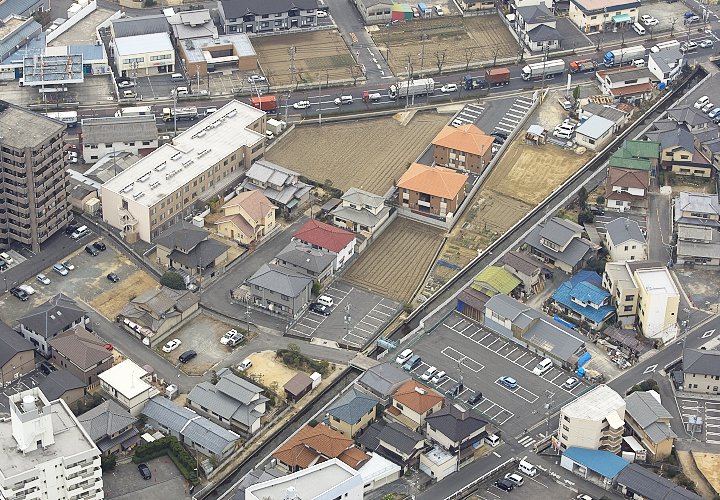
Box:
355;0;393;24
111;14;173;77
634;267;679;341
0;388;103;500
179;34;257;77
558;385;625;453
569;0;639;33
101;100;266;243
218;0;318;34
81;116;158;164
648;46;686;85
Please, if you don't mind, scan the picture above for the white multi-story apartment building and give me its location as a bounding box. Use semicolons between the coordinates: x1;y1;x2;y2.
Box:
101;100;266;243
0;388;103;500
558;385;626;454
634;267;679;342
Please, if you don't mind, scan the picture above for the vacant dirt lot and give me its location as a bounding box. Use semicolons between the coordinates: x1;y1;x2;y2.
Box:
243;351;297;390
372;16;517;76
254;30;359;87
693;452;720;496
266;111;448;195
343;219;443;303
91;270;158;320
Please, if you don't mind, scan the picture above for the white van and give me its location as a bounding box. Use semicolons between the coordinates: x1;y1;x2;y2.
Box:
171;73;184;81
122;89;137;99
518;459;537;477
632;59;646;68
532;358;553;376
174;86;189;96
632;22;646;35
71;225;89;240
485;434;501;447
317;295;334;307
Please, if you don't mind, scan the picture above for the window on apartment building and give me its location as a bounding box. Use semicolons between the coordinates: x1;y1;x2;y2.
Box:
624;246;628;251
563;415;570;422
563;425;570;432
624;305;633;312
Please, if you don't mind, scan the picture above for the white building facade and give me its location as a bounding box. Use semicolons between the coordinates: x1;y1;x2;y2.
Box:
0;388;103;500
558;385;626;454
634;268;679;341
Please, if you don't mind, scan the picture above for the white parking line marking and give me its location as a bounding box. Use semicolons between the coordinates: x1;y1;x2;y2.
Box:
441;346;484;372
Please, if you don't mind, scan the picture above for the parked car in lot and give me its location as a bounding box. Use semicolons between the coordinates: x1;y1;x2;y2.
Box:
699;39;714;48
178;350;197;363
309;302;331;316
466;391;483;405
137;463;151;480
402;354;422;371
504;473;524;487
695;95;710;108
52;263;68;276
162;339;182;353
118;80;135;88
247;74;266;83
18;284;35;296
702;102;715;113
495;478;514;491
10;287;28;301
708;107;720;119
441;83;458;93
238;358;253;371
419;366;437;381
640;14;658;25
85;245;99;256
562;377;580;390
0;252;14;264
316;10;327;17
434;5;444;15
107;272;120;283
396;348;413;364
62;260;75;271
499;376;518;389
36;274;51;285
220;329;244;347
430;370;446;384
93;241;107;251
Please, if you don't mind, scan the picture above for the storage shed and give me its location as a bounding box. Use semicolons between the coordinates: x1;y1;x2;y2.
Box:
284;372;314;402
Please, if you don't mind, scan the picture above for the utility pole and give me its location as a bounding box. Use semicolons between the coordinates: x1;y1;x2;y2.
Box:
318;78;322;127
173;89;178;137
545;390;555;438
343;304;352;352
288;46;297;89
540;42;549;90
245;301;251;334
419;32;426;78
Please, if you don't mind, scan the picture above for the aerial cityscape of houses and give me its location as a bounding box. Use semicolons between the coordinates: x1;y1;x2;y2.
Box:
0;0;718;498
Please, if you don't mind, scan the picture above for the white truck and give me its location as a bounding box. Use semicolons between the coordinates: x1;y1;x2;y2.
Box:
267;118;286;135
520;59;565;81
389;77;435;99
162;106;198;122
115;105;153;117
603;45;646;66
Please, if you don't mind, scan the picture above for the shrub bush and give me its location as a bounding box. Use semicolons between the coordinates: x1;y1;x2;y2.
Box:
132;436;199;484
161;271;186;290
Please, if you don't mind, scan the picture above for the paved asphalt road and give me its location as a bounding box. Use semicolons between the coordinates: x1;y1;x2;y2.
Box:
647;192;674;264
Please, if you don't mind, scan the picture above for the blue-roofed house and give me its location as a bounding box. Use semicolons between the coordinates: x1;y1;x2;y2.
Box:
550;270;616;330
142;396;241;461
560;447;629;486
326;387;380;437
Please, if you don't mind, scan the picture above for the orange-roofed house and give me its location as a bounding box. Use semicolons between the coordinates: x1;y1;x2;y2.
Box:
396;163;468;218
292;219;356;271
387;380;444;432
214;189;277;245
272;423;370;472
432;124;494;174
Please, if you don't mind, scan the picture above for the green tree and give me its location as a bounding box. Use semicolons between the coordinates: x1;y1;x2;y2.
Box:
161;271;186;290
101;455;117;472
577;209;594;225
577;186;588;209
312;281;321;296
596;195;605;206
572;85;581;101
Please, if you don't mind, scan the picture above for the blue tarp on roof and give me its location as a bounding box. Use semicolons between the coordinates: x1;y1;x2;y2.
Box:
564;447;629;479
552;270;615;324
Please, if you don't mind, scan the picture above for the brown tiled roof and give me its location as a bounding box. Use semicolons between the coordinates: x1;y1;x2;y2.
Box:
608;83;653;97
392;380;444;414
273;424;369;470
221;189;276;222
397;163;468;199
214;213;255;238
283;372;314;397
432;124;494;156
607;167;649;190
49;325;112;370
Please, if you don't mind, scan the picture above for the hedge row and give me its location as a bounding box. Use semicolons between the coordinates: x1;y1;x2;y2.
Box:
132;436;200;485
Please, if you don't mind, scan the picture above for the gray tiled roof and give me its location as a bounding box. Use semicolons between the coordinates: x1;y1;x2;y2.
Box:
377;421;424;455
425;405;487;442
78;400;138;442
81;116;158;145
583;103;627;123
625;391;676;444
616;463;702;500
523;317;586;362
538;217;582;247
18;294;87;338
342;188;385;209
676;192;720;217
527;24;561;42
517;3;554;23
332;205;390;229
356;363;411;399
0;321;33;367
668;106;713;127
646;126;695;152
38;369;85;401
606;217;645;246
576;115;615;140
485;293;529;322
247;263;313;298
526;223;593;269
501;251;541;277
187;370;267;426
275;242;336;275
167;238;229;269
142;396;240;456
154;221;208;250
0;0;45;18
683;348;720;377
327;387;379;425
112;14;169;37
220;0;317;19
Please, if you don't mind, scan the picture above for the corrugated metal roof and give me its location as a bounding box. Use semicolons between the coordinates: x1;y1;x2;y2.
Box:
563;447;628;479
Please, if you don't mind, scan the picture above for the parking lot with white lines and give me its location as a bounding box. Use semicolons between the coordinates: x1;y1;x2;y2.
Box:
678;397;720;444
493;96;534;134
287;281;401;349
393;312;586;435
